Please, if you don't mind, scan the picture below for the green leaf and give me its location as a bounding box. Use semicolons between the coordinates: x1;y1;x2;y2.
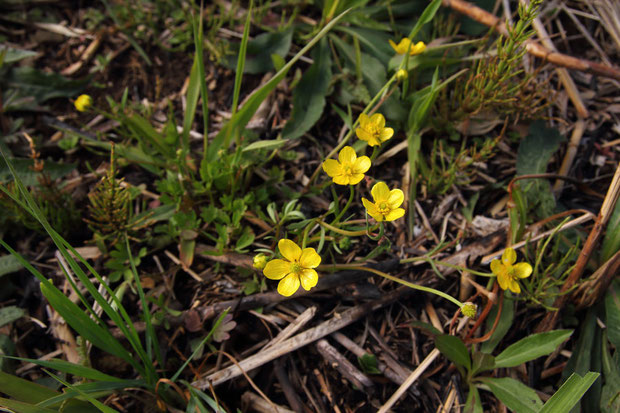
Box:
0;371;59;403
605;280;620;350
516;121;565;218
0;397;58;413
0;306;25;328
479;377;543;413
7;357;127;382
540;372;600;413
357;353;381;375
0;45;38;64
480;294;514;354
282;38;332;140
0;158;75;186
223;27;293;74
464;386;484;413
435;334;471;370
3;67;88;103
242;139;288;152
601;332;620;413
0;254;23;277
601;202;620;263
471;351;495;376
495;330;572;368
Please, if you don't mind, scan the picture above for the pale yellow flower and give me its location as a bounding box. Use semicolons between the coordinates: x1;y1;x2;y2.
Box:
355;113;394;147
322;146;371;185
389;38;426;56
263;239;321;296
74;94;92;112
362;182;405;222
490;248;532;294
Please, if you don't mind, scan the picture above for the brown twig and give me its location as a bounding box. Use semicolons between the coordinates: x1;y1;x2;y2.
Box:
535;163;620;332
441;0;620;82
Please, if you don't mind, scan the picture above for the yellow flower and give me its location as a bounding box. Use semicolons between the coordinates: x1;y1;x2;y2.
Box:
389;38;426;56
490;248;532;294
74;94;93;112
322;146;371;185
263;239;321;297
355;113;394;147
362;182;405;222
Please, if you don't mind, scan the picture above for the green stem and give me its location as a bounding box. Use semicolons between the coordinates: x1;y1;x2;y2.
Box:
331;185;355;225
322;264;465;309
317;219;378;237
399;257;494;277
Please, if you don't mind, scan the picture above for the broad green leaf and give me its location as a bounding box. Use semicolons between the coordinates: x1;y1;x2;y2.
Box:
540;372;600;413
0;397;57;413
336;26;392;63
516;121;565;218
223;27;293;74
282;38;332;140
601;201;620;263
0;158;75;186
3;67;88;103
0;306;25;328
0;45;38;64
471;351;495;376
242;139;288;152
435;334;471;371
495;330;572;368
0;371;59;403
0;254;23;277
479;377;542;413
605;280;620;350
480;294;514;354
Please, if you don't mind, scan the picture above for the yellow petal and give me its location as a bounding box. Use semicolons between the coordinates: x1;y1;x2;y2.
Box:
300;248;321;268
278;239;301;262
388;39;399;52
333;175;350;185
385;208;405;221
508;279;521;294
370;113;385;128
371;182;390;202
358;113;370;128
355;127;373;143
496;272;509;290
388;189;404;209
410;41;426;55
502;248;517;265
299;269;318;291
339;146;357;165
514;262;532;279
490;259;502;276
322;159;342;178
362;198;382;221
380;127;394;142
277;273;300;297
353;156;371;174
263;259;290;280
349;173;365;185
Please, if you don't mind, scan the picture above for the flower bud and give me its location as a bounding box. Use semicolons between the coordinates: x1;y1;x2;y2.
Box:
461;302;477;318
74;94;92;112
253;253;269;270
396;69;408;81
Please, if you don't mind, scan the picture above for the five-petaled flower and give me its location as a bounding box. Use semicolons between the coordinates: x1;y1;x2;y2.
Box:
355;113;394;147
362;182;405;222
490;247;532;294
389;38;426;56
263;239;321;297
322;146;371;185
74;94;93;112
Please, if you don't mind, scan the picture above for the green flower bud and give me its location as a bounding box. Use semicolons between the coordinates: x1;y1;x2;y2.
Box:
253;253;269;270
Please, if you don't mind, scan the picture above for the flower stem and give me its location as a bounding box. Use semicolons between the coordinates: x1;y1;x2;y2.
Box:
331;185;355;226
399;257;495;277
321;264;465;309
316;219;378;237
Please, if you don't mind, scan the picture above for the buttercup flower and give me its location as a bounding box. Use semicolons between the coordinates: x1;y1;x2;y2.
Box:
490;247;532;294
389;38;426;56
355;113;394;147
74;94;93;112
362;182;405;222
322;146;371;185
263;239;321;297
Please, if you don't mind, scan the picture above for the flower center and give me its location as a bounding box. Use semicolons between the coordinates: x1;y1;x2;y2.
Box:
367;123;381;137
290;262;302;274
343;165;352;176
378;202;389;215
